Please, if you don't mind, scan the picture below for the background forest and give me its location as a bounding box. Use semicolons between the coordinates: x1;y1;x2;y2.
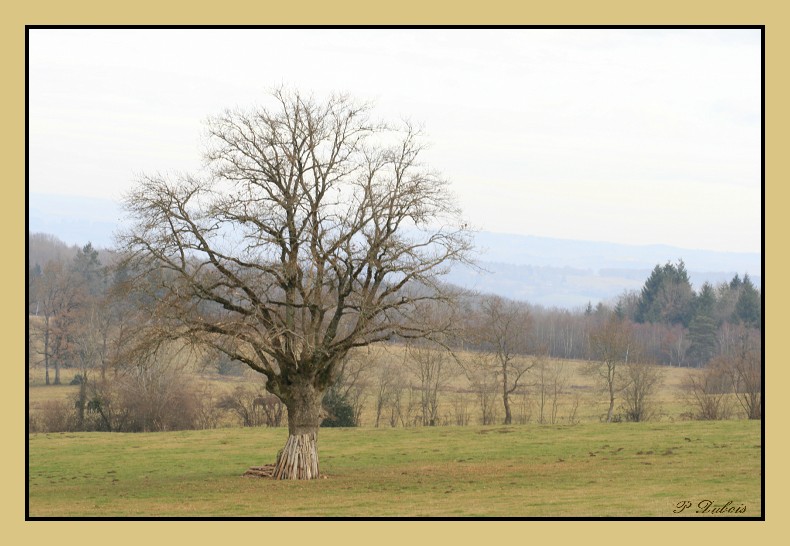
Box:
27;231;762;434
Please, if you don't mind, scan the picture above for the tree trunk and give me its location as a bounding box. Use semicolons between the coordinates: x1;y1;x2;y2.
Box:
606;363;616;423
502;364;512;425
76;374;87;430
272;381;323;480
44;324;50;386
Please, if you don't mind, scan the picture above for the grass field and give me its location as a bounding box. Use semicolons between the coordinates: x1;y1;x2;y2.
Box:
27;343;761;517
28;420;761;517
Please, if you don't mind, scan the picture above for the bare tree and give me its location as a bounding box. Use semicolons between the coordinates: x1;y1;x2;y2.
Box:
29;261;81;385
586;315;634;422
388;372;409;427
404;341;454;426
662;324;689;367
120;89;472;479
373;359;399;427
725;328;761;419
467;296;533;425
463;360;500;425
532;353;567;425
331;348;375;426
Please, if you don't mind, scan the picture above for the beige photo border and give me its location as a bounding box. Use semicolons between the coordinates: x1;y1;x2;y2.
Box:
5;1;781;544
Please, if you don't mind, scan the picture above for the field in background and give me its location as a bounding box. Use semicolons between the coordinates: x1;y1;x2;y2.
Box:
28;420;761;517
27;342;713;429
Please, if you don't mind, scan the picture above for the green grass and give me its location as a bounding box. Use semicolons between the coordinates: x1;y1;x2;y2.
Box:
28;420;761;517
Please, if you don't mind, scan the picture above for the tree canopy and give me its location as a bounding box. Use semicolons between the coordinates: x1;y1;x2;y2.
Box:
119;89;472;478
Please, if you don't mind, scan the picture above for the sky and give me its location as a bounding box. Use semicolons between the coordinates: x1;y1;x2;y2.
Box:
28;28;762;254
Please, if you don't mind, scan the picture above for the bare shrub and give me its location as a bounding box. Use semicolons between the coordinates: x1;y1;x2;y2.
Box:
218;385;284;427
726;330;762;420
449;392;470;426
118;358;204;432
81;342;208;432
192;382;223;429
401;388;421;427
683;360;733;420
512;388;531;424
620;361;664;422
464;363;499;425
374;363;422;428
533;354;567;424
388;376;407;427
328;349;372;427
33;400;77;433
373;361;400;427
404;342;455;426
83;378;131;432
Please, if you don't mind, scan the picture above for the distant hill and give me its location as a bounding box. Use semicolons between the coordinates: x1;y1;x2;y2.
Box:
28;193;761;309
28;193;124;250
444;232;761;309
469;231;761;273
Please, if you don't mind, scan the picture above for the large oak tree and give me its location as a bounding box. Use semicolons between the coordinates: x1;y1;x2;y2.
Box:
120;90;471;479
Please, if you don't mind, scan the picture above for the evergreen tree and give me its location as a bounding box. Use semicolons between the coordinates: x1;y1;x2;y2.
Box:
687;282;718;365
614;300;625;320
714;279;739;326
694;282;717;318
320;388;356;427
635;265;664;323
72;242;105;295
734;274;761;329
635;260;694;326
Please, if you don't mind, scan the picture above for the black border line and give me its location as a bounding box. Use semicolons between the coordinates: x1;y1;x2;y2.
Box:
25;23;31;522
760;23;766;522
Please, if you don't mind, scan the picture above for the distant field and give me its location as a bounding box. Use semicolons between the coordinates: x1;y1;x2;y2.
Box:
28;420;761;517
27;343;715;427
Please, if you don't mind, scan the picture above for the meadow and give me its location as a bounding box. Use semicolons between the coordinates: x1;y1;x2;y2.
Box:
28;420;761;517
27;343;714;429
27;345;761;517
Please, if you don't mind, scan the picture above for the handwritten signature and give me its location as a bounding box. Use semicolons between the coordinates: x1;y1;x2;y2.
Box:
674;500;747;514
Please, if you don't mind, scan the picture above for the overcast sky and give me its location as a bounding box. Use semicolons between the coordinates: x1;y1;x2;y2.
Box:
28;28;762;254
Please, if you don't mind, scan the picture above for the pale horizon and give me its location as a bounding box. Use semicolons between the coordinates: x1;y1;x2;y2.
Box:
29;28;762;255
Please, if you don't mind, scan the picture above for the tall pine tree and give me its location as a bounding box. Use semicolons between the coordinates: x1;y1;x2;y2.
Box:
687;282;718;366
635;260;694;326
734;274;761;329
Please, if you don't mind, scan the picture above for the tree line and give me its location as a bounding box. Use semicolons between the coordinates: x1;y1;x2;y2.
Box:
521;260;761;369
28;236;761;434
